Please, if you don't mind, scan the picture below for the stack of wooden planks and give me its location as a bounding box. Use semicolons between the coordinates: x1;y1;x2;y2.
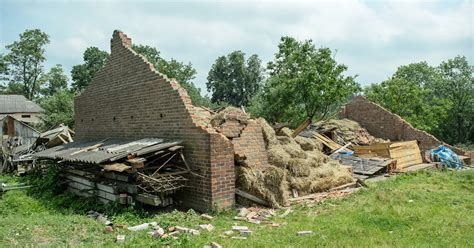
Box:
353;140;423;171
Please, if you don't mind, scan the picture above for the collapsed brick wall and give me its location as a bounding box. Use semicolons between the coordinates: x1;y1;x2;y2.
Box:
74;30;235;210
212;109;269;168
340;96;465;155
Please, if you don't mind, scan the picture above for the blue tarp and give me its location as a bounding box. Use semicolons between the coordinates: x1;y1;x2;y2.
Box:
430;145;462;169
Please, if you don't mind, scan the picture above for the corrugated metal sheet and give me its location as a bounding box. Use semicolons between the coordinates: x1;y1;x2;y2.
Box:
34;138;182;164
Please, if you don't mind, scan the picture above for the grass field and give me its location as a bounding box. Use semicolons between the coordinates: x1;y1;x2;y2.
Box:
1;169;473;247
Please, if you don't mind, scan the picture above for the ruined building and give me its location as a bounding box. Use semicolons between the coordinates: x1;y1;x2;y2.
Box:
74;31;235;210
340;96;468;157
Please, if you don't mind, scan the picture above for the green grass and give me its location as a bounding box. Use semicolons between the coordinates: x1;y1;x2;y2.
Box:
1;170;473;247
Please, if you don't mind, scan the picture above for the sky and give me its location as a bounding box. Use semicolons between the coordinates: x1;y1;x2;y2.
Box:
0;0;472;94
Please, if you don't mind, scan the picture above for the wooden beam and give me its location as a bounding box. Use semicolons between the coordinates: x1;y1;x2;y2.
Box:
291;118;312;138
235;188;269;206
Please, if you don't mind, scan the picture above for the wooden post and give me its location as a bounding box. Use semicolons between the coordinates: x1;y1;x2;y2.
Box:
291;118;312;138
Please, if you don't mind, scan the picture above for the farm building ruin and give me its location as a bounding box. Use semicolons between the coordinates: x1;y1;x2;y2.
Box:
28;30;471;211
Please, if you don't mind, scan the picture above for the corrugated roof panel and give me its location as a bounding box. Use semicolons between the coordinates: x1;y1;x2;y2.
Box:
34;138;181;164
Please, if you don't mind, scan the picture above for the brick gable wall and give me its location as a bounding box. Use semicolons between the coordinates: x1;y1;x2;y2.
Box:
74;30;234;210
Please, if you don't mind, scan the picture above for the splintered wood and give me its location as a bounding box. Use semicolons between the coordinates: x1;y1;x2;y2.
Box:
137;172;188;195
288;188;359;205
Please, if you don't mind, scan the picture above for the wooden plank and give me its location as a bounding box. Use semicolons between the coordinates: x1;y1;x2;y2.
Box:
400;163;435;172
389;141;422;169
353;143;391;158
329;181;357;191
314;133;342;151
63;168;95;179
235;188;270;206
103;163;131;172
97;190;119;201
136;193;162;206
65;174;95;187
292;118;312;138
115;181;138;194
96;183;119;194
330;142;353;155
102;172;131;182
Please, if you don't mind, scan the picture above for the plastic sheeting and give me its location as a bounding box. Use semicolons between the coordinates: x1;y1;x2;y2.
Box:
430;145;462;169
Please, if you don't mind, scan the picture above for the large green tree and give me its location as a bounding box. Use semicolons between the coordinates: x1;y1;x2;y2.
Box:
365;62;451;133
207;51;264;107
71;47;109;92
132;44;212;107
39;89;75;128
2;29;50;100
436;56;474;143
250;37;359;133
41;64;68;97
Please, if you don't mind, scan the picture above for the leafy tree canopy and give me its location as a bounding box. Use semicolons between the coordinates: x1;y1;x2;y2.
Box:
1;29;50;100
436;56;473;143
71;47;109;92
207;51;264;107
250;36;359;128
132;44;212;107
39;89;75;129
365;62;451;132
41;64;68;97
365;57;473;144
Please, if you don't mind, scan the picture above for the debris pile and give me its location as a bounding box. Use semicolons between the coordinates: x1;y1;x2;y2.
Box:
34;138;192;206
209;107;353;208
1;115;75;174
301;118;386;146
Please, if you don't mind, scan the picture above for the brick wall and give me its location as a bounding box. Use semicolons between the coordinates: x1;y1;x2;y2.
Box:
340;96;466;155
74;30;235;211
231;120;269;168
212;109;269;168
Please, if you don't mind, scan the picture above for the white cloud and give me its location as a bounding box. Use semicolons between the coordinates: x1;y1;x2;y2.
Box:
2;0;472;89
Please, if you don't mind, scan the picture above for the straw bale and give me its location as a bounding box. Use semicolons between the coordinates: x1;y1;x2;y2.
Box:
267;146;291;169
256;118;278;146
287;158;311;177
277;127;293;137
294;136;323;151
281;141;306;159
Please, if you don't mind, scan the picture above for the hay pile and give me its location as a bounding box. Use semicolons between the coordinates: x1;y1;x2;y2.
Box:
236;118;353;208
310;118;386;145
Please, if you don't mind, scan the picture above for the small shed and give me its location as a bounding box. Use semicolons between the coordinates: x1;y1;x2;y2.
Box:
1;115;40;172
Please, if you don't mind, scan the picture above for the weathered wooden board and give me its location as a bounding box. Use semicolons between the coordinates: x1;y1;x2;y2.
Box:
389;141;423;169
135;193;166;206
353;143;391;158
353;140;422;170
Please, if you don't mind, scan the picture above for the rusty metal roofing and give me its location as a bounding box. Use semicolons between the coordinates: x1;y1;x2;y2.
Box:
34;138;182;164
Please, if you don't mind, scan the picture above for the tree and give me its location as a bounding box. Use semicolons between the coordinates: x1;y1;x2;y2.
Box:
41;64;68;97
2;29;50;100
207;51;264;107
71;47;109;92
436;56;474;143
0;54;8;93
251;37;359;134
132;44;212;107
40;90;75;128
365;62;451;133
